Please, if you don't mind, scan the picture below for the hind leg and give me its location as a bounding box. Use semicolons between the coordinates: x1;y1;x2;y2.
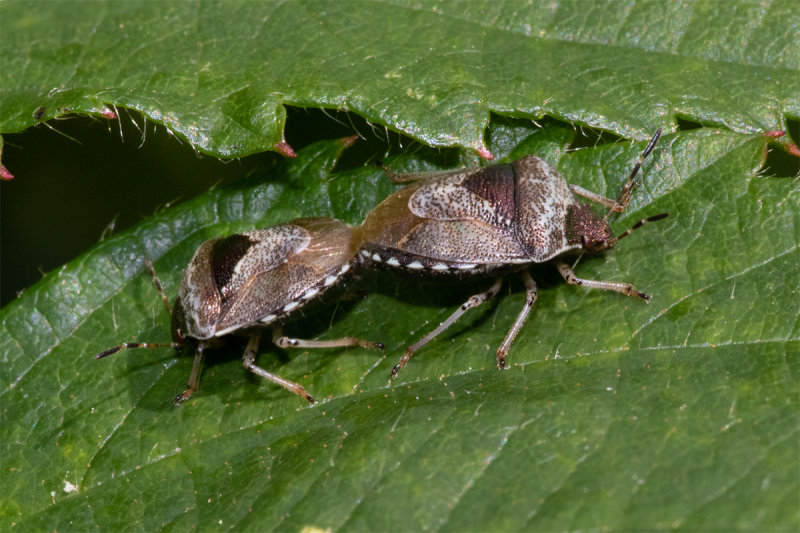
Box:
392;277;504;378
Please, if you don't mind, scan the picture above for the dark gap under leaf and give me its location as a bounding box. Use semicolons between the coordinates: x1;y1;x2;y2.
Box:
761;144;800;178
566;126;623;152
675;116;704;131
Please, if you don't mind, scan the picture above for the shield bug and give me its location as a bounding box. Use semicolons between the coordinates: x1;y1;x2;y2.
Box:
96;217;382;405
360;129;667;376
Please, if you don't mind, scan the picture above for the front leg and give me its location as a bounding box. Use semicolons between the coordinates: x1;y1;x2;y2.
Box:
243;330;315;403
380;164;475;184
555;261;651;301
174;342;207;405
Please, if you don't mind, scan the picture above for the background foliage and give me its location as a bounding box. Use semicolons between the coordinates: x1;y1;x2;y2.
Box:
1;1;798;531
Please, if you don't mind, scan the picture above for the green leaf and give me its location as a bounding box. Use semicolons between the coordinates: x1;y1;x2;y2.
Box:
2;120;798;530
1;1;798;158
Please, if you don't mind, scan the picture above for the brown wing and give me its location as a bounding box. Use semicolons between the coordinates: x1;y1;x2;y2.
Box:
397;219;528;264
214;225;311;307
179;223;311;338
362;165;528;265
408;164;515;229
213;218;358;335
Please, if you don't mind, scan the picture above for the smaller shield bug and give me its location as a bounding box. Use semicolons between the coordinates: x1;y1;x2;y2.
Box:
96;217;383;405
360;129;667;376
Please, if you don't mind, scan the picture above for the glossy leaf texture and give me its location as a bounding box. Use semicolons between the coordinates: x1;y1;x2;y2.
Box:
2;120;798;531
1;0;799;158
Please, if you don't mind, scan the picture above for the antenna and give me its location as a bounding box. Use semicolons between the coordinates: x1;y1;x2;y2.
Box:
607;212;669;247
95;258;183;359
604;128;662;222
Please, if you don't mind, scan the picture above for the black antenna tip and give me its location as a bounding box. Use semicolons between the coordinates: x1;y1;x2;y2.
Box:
95;346;121;359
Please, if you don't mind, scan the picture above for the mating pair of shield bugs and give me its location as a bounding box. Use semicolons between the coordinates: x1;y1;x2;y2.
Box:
97;129;667;404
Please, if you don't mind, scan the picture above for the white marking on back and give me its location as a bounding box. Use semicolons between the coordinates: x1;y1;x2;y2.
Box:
214;324;242;337
302;287;320;300
407;261;424;270
283;301;299;313
324;275;339;286
431;263;449;271
386;257;401;267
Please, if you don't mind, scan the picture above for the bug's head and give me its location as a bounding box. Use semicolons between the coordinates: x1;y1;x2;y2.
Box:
567;202;669;253
567;203;616;252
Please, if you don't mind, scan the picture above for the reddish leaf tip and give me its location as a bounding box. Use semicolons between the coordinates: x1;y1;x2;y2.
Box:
764;130;800;157
0;165;14;181
100;107;118;120
477;147;494;160
274;141;297;158
339;135;360;148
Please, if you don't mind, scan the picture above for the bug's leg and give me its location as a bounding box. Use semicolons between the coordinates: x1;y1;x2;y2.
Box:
555;261;650;302
569;185;622;211
380;164;473;184
143;258;172;317
496;271;538;369
174;342;207;405
272;325;384;351
392;277;504;378
244;330;315;404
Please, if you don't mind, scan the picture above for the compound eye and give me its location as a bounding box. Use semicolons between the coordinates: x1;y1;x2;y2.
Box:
582;235;610;252
581;236;598;250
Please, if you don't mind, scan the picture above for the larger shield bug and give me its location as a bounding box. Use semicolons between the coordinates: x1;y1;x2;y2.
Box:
97;217;382;404
360;129;667;376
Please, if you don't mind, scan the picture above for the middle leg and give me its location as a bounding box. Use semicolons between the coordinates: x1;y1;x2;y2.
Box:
495;271;538;369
